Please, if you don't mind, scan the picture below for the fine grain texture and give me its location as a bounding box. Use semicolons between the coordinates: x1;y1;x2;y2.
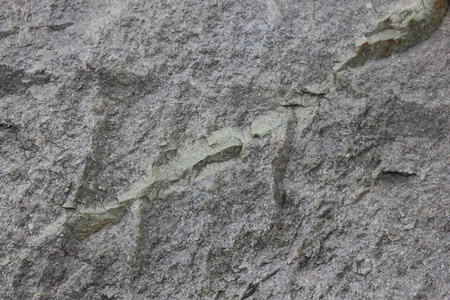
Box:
0;0;449;299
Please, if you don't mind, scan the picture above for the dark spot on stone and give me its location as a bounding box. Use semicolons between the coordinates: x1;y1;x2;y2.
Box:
47;22;74;32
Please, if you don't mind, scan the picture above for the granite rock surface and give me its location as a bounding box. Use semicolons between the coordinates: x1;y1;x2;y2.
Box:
1;0;449;299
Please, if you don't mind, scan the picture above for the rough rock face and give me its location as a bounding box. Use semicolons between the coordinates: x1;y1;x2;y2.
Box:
0;0;449;299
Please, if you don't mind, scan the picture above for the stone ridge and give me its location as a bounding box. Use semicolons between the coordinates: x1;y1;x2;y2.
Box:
117;128;246;204
0;109;294;265
334;0;448;71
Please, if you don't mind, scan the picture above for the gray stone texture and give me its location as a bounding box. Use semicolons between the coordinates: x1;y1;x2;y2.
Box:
0;0;449;299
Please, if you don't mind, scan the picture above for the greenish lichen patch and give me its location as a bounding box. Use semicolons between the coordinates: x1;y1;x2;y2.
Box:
251;109;292;138
335;0;448;71
67;204;128;240
120;110;295;204
118;128;246;204
70;214;121;240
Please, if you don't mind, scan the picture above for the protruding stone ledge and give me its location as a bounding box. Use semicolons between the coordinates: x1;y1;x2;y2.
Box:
334;0;448;72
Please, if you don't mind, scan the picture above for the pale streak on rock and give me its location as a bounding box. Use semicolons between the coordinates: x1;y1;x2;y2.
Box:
1;109;294;266
251;109;293;138
79;115;299;240
1;214;68;266
118;129;245;204
77;109;294;237
334;0;448;71
266;0;284;27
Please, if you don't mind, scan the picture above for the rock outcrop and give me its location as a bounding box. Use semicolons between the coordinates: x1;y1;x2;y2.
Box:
1;0;448;299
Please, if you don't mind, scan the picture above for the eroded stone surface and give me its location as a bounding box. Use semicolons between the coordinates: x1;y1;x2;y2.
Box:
335;0;448;71
1;0;449;299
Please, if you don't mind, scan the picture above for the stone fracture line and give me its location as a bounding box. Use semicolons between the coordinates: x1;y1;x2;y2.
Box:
1;109;294;266
335;0;448;71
